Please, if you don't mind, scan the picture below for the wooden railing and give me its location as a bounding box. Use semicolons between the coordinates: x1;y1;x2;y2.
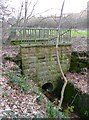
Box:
10;27;71;44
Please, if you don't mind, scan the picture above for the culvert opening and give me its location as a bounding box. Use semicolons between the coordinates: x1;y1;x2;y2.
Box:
42;82;53;92
42;83;59;103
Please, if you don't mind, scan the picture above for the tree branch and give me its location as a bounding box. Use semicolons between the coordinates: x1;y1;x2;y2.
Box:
56;0;68;108
27;0;38;20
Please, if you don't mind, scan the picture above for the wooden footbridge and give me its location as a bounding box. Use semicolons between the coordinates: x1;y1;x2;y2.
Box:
10;27;72;90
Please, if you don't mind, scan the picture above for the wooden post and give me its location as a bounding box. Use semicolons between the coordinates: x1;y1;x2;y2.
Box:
34;29;36;43
48;29;50;44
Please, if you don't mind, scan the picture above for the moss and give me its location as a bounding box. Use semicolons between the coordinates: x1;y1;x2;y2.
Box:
54;79;89;119
20;44;71;90
69;52;88;73
11;40;21;45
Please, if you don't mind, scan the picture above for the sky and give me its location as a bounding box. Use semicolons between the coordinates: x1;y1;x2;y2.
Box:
8;0;89;17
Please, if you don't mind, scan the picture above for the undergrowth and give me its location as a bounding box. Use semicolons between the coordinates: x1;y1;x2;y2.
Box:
6;72;30;93
4;72;74;119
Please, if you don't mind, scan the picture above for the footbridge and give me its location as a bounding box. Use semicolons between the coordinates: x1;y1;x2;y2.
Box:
10;27;72;90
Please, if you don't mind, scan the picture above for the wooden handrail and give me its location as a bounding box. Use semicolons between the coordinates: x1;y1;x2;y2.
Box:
10;27;71;44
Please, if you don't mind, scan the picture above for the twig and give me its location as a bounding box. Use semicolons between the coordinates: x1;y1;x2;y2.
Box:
16;1;23;26
27;0;38;20
69;92;79;107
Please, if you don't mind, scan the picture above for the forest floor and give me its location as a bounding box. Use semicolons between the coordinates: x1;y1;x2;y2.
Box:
0;45;49;118
67;36;88;93
0;37;88;118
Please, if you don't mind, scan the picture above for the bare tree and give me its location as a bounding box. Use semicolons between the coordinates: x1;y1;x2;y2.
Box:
0;0;11;20
15;0;38;27
16;1;24;27
0;0;14;42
